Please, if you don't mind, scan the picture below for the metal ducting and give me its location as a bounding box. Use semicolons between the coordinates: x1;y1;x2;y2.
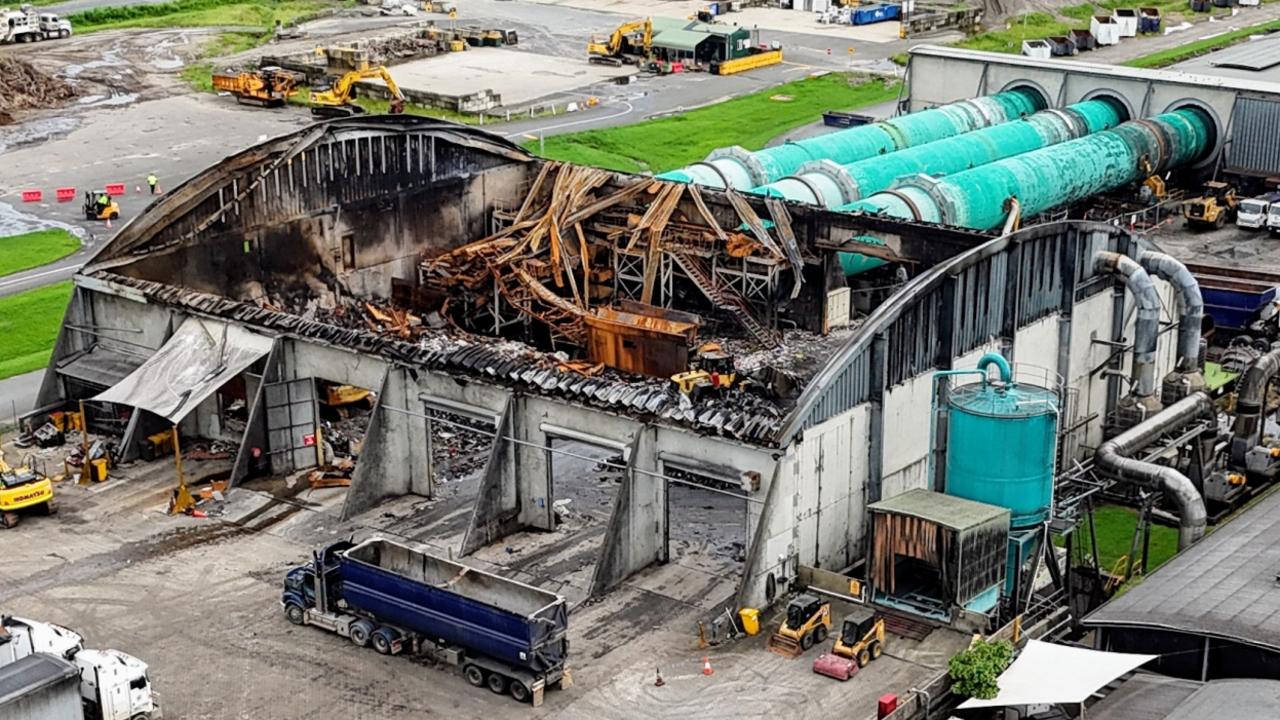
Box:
1095;251;1161;401
1230;348;1280;467
1094;391;1215;549
1139;251;1204;371
656;89;1045;189
756;98;1126;206
845;108;1214;231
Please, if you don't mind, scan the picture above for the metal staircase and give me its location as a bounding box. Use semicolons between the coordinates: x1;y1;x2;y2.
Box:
671;252;781;348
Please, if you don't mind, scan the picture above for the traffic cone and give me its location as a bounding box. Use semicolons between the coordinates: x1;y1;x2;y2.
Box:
654;667;664;687
105;217;112;229
702;657;713;676
136;185;142;193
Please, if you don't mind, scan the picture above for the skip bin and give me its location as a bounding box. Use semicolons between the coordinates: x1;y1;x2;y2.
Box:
1139;7;1161;32
1114;8;1138;36
1070;28;1096;50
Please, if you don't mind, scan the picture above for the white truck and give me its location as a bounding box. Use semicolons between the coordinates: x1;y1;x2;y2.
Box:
0;615;160;719
1;5;72;43
1268;198;1280;236
1238;192;1280;231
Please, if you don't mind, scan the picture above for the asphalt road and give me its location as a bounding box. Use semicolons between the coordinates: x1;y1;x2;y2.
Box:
0;370;43;425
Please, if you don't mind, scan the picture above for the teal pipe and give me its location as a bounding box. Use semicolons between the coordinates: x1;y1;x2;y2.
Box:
977;352;1012;383
756;98;1126;207
657;88;1046;190
845;108;1213;232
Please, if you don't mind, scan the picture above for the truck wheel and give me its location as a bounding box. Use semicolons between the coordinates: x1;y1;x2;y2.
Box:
464;665;485;687
371;629;393;655
284;604;305;625
486;673;508;694
349;620;374;648
509;681;530;703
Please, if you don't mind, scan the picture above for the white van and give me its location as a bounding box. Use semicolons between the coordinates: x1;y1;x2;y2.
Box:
1269;200;1280;235
1238;193;1280;230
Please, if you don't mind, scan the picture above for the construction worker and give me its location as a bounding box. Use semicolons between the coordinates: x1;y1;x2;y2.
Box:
146;172;159;195
97;192;110;212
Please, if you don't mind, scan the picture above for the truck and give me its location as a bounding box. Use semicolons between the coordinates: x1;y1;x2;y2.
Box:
283;538;570;706
1237;192;1280;230
1;6;71;43
0;616;160;719
0;653;82;720
1269;199;1280;236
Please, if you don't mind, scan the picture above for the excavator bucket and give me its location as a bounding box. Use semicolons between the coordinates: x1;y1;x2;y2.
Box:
812;652;858;681
766;632;803;659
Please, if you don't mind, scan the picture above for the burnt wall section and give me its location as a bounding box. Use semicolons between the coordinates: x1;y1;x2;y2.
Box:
90;118;534;302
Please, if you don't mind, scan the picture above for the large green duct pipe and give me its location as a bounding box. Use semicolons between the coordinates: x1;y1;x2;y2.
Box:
842;108;1213;232
755;98;1127;207
655;89;1045;190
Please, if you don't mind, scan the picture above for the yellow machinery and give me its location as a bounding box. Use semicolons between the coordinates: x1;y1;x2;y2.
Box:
0;451;55;529
82;191;119;221
212;67;304;108
310;66;407;118
587;18;652;66
319;383;373;418
812;606;885;680
766;594;830;658
1184;180;1239;230
671;346;743;402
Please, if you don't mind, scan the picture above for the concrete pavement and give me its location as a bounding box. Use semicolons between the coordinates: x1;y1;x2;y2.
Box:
0;370;43;426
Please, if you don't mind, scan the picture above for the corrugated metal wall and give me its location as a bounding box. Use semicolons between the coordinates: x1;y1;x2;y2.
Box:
1227;96;1280;177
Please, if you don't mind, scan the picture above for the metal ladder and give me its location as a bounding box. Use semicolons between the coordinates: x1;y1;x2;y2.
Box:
671;252;781;348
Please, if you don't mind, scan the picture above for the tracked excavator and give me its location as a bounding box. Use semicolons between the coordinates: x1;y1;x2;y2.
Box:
587;18;652;66
310;65;406;118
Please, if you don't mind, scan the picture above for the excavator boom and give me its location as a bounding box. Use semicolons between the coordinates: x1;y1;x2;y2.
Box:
311;65;406;118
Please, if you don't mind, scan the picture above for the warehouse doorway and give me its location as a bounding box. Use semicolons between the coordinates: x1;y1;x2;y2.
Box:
663;462;749;581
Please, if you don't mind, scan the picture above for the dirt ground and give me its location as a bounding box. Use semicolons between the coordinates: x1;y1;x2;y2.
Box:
1;434;968;720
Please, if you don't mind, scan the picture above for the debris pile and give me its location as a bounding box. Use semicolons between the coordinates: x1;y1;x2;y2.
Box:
429;410;493;482
0;57;78;121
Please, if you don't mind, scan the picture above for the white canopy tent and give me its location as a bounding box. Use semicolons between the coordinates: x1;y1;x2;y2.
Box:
957;640;1155;709
94;317;273;422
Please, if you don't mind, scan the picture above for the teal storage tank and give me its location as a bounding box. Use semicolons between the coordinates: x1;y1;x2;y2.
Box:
944;354;1058;528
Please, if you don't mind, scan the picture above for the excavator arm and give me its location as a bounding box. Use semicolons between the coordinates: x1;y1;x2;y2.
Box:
312;65;405;117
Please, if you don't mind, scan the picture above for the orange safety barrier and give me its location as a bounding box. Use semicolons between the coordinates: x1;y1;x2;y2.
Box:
105;183;126;196
21;189;42;202
55;187;76;202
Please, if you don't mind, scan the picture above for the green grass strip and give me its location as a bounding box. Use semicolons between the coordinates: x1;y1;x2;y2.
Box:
0;229;80;278
0;282;74;381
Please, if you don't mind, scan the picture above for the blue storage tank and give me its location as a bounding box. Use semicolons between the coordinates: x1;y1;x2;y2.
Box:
943;354;1058;528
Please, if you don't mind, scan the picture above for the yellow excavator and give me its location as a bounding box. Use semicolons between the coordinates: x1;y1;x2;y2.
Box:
0;451;55;529
310;65;407;118
766;594;830;658
587;18;653;66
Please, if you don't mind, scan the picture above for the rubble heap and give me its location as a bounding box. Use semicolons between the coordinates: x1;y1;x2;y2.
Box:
0;57;78;122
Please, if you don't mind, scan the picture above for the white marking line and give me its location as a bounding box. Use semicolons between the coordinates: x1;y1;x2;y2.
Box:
0;263;81;291
502;100;634;137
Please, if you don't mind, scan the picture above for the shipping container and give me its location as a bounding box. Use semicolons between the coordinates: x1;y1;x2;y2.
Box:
852;3;900;24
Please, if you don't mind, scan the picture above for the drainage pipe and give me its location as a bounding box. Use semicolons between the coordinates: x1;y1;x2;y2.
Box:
656;89;1045;190
1095;251;1161;400
1230;348;1280;467
1139;251;1204;371
1094;391;1215;549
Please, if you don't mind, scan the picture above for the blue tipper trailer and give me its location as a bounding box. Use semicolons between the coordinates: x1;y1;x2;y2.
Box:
282;538;570;706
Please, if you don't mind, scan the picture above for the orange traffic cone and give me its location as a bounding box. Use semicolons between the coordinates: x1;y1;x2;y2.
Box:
654;667;664;687
702;657;713;676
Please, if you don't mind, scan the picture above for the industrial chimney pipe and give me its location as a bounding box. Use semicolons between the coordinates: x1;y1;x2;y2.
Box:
1230;348;1280;468
1139;251;1204;371
1094;252;1160;400
1094;391;1214;549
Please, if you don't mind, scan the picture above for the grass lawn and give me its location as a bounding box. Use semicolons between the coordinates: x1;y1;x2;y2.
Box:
531;74;901;174
1055;504;1179;575
68;0;329;34
0;282;73;381
0;230;80;278
1124;19;1280;68
956;12;1072;53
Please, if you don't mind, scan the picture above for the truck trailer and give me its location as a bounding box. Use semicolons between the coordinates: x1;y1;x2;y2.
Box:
0;653;82;720
283;538;570;706
0;616;160;720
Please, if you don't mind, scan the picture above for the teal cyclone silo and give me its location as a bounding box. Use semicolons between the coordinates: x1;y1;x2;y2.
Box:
943;354;1058;528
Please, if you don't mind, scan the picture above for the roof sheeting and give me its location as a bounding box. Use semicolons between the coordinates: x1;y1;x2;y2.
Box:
1090;675;1280;719
55;346;147;389
868;488;1010;531
1082;485;1280;653
0;654;78;707
652;28;708;51
957;640;1154;709
94;317;273;422
1209;36;1280;71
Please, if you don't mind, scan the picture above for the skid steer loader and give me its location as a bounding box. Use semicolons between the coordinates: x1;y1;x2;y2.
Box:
766;594;830;658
